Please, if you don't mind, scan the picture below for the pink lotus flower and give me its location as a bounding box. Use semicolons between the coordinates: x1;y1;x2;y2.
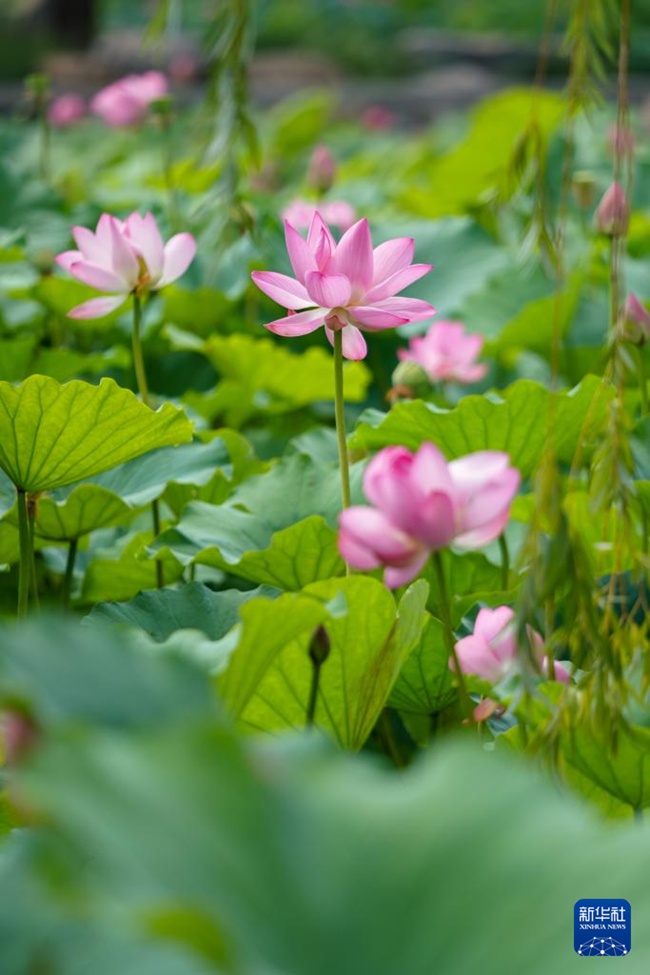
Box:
281;199;357;232
338;443;520;587
91;71;168;127
252;213;435;360
48;93;86;127
398;320;488;384
453;606;570;684
623;292;650;343
595;182;629;236
56;212;196;319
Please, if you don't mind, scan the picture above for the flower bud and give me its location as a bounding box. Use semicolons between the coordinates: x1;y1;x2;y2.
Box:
623;292;650;343
308;145;336;194
390;359;431;400
309;625;331;666
595;182;630;236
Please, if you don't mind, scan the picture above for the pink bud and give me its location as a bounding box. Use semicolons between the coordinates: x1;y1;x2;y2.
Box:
595;182;630;236
308;145;336;193
623;293;650;343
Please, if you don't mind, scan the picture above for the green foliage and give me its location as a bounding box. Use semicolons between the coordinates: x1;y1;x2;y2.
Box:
0;376;193;492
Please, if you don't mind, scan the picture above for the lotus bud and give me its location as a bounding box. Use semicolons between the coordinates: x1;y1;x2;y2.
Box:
389;359;431;400
309;625;331;666
623;293;650;344
308;145;336;194
595;182;630;236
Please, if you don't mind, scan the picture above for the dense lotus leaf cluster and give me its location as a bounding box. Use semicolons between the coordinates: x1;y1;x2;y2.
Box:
0;62;649;975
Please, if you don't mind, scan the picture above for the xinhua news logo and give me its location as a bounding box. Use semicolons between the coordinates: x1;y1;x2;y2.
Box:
574;899;631;956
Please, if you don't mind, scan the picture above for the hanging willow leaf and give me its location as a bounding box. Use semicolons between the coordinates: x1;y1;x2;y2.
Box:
0;376;193;492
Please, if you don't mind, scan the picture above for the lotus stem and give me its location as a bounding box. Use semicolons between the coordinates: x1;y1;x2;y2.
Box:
333;329;351;509
63;538;78;610
16;490;31;619
132;295;164;588
26;496;40;612
636;345;649;416
132;295;151;407
498;533;510;590
432;551;473;719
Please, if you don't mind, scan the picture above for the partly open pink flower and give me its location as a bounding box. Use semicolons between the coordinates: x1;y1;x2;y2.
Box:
48;93;87;127
398;320;487;384
91;71;168;127
56;212;196;319
338;442;520;587
453;606;570;684
281;199;356;232
252;212;435;360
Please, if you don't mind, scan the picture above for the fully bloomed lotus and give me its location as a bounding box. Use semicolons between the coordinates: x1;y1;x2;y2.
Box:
91;71;168;127
338;442;520;587
453;606;570;684
56;212;196;318
252;213;435;360
398;320;488;385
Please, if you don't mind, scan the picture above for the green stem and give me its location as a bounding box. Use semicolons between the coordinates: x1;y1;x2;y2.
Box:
39;110;50;182
305;658;322;728
27;500;40;612
432;551;473;720
637;345;649;416
132;295;151;407
378;709;405;768
16;490;31;619
63;538;78;610
333;329;351;510
132;296;163;588
152;498;164;589
498;533;510;590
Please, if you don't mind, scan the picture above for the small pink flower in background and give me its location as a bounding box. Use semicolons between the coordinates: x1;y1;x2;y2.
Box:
48;93;86;127
398;320;488;384
281;199;357;232
623;292;650;343
91;71;168;127
452;606;570;684
361;105;396;131
308;145;336;193
252;212;434;360
56;212;196;319
595;182;630;236
338;442;520;587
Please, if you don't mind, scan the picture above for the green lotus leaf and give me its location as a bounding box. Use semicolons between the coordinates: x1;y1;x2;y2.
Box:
350;376;612;477
0;375;193;492
224;577;429;749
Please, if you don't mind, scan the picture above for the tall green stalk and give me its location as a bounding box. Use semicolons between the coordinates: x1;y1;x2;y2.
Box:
333;330;351;510
63;538;78;610
16;490;31;619
132;296;164;589
432;551;473;720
